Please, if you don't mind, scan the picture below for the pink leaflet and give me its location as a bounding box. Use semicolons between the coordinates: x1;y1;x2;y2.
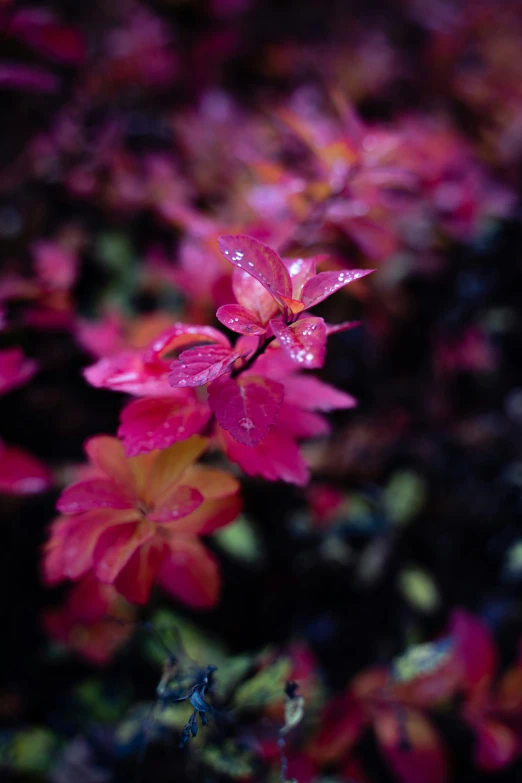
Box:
474;721;519;771
143;322;230;364
326;320;361;336
275;403;330;439
301;269;374;309
232;268;279;324
208;375;284;447
282;375;357;411
169;345;240;388
283;257;317;299
57;478;135;514
118;396;211;457
0;347;38;396
83;351;173;397
270;317;327;370
451;610;497;697
0;442;52;494
218;234;293;309
216;304;266;335
222;428;309;486
148;485;204;523
33;240;78;291
0;62;60;93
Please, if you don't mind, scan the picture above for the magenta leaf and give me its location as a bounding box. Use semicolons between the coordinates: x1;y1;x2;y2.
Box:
0;442;52;494
218;234;292;309
0;62;60;93
270;317;327;369
10;10;86;64
118;396;211;457
326;320;362;336
216;304;266;335
301;269;374;309
143;323;230;364
168;345;239;388
283;376;357;411
208;375;284;447
57;479;135;514
0;347;38;396
148;485;204;523
232;268;279;324
84;351;172;396
222;428;309;485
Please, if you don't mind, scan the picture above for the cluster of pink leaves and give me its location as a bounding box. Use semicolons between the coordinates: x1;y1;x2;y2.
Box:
84;234;370;486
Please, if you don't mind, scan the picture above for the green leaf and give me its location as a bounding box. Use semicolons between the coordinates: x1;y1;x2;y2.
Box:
385;471;426;525
397;566;440;613
214;515;264;564
233;656;291;709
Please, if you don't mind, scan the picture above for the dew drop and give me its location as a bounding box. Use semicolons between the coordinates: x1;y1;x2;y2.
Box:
238;417;254;430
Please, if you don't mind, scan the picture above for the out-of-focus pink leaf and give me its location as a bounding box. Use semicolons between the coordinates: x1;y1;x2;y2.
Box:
216;304;266;335
283;375;357;411
270;317;327;369
114;539;169;605
0;347;38;396
221;428;309;485
93;520;156;584
0;442;52;494
311;693;366;762
326;320;362;335
33;240;78;291
276;404;330;439
118;396;211;456
218;234;292;309
158;537;221;609
57;479;135;514
10;10;86;64
474;721;519;771
83;351;172;396
169;345;240;388
451;610;497;698
374;707;448;783
0;62;60;92
301;269;374;309
208;375;283;446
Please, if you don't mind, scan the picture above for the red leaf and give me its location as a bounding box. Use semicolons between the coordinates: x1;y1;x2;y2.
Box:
10;10;86;64
114;539;169;605
94;520;155;584
301;269;374;309
374;707;448;783
222;428;309;485
270;317;327;369
474;721;519;771
276;404;330;439
451;610;497;697
158;537;221;609
0;442;52;494
208;375;284;446
57;479;135;514
0;347;38;396
169;345;240;388
216;304;267;335
311;693;367;762
283;375;357;411
118;396;211;456
218;234;292;309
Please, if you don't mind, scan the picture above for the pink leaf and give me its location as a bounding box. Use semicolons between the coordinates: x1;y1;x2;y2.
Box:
276;403;330;439
0;347;38;396
301;269;374;309
218;234;292;309
168;345;239;388
232;268;279;324
57;479;135;514
148;485;204;523
158;538;221;609
474;721;519;771
283;376;357;411
284;257;317;299
0;62;59;92
83;351;172;396
143;323;230;364
270;317;327;369
118;396;211;456
222;428;309;485
208;375;284;447
0;442;52;494
33;240;78;291
216;304;266;335
374;707;448;783
326;320;362;336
